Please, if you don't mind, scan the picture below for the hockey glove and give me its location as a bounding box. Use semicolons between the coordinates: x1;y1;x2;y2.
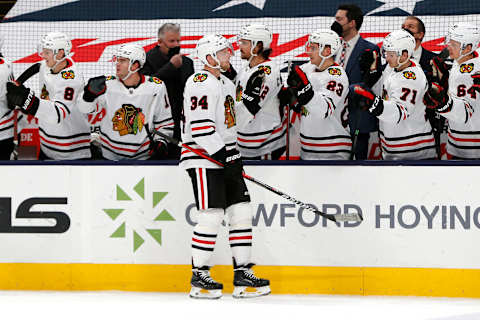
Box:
6;82;40;116
83;76;107;102
423;82;452;112
351;84;384;117
211;146;227;166
277;86;302;114
430;56;450;87
148;141;168;160
242;69;265;116
224;149;243;181
287;65;314;105
359;49;382;88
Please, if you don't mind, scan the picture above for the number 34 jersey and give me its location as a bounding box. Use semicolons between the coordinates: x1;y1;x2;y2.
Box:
298;63;350;160
180;71;238;170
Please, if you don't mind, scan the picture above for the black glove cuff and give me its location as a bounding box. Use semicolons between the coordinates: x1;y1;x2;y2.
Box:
211;146;226;165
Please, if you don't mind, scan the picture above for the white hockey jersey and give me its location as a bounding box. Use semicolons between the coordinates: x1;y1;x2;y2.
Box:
180;71;238;170
78;74;174;160
38;59;91;160
439;53;480;159
375;61;436;160
235;60;286;158
298;63;350;160
0;57;14;141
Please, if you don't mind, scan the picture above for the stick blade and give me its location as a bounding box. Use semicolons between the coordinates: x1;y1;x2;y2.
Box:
332;213;363;222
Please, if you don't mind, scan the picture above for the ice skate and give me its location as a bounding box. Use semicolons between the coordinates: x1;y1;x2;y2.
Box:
232;263;270;298
189;266;223;299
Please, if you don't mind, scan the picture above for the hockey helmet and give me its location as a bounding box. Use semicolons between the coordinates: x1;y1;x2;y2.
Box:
306;29;341;58
195;34;233;68
114;44;146;68
38;32;72;56
446;22;480;53
238;24;273;50
381;29;416;59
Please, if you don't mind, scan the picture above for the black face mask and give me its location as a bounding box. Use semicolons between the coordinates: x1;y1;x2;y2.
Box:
167;46;181;58
331;21;343;37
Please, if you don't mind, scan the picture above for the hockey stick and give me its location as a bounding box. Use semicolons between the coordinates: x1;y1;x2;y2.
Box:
285;60;292;160
10;63;41;160
151;129;362;223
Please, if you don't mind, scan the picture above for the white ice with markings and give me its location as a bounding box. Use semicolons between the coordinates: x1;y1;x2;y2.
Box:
0;291;478;320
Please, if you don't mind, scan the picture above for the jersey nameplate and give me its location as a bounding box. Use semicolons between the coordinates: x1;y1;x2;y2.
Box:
460;63;474;73
402;71;416;80
328;67;342;76
193;73;208;82
61;70;75;79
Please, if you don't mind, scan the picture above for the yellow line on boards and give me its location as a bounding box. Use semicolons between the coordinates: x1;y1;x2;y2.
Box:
0;264;478;298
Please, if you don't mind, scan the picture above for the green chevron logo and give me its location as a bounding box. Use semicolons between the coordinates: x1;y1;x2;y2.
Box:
102;177;175;252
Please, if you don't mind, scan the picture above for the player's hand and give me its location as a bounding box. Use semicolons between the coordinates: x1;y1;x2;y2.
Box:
170;54;183;68
224;149;243;180
148;141;168;160
211;146;227;166
423;82;451;112
6;82;40;115
350;84;384;116
287;65;314;105
83;76;106;102
278;86;301;114
359;49;381;87
242;68;265;115
431;56;450;87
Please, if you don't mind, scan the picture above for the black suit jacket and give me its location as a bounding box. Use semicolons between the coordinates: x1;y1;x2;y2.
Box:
346;37;380;134
140;46;194;140
418;46;438;83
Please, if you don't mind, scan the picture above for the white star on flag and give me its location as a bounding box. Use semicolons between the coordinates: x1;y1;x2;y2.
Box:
213;0;267;12
366;0;424;15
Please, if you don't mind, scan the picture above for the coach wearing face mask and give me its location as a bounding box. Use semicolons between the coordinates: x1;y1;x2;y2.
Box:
332;4;380;160
141;23;194;159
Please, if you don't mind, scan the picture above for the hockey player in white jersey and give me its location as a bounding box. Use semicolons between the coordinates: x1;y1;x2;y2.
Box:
181;34;270;299
281;29;351;160
78;44;173;160
6;32;91;160
0;35;16;159
234;24;286;159
351;29;436;160
424;23;480;159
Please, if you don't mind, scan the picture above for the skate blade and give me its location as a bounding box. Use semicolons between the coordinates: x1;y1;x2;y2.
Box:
189;287;222;299
232;285;271;299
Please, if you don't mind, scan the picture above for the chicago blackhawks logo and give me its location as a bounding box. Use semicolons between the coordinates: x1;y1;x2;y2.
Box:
40;85;50;100
258;65;271;75
402;71;416;80
328;68;342;76
236;84;243;102
193;73;208;82
61;70;75;79
149;77;163;84
460;63;474;73
106;75;116;81
112;104;145;136
224;95;236;128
